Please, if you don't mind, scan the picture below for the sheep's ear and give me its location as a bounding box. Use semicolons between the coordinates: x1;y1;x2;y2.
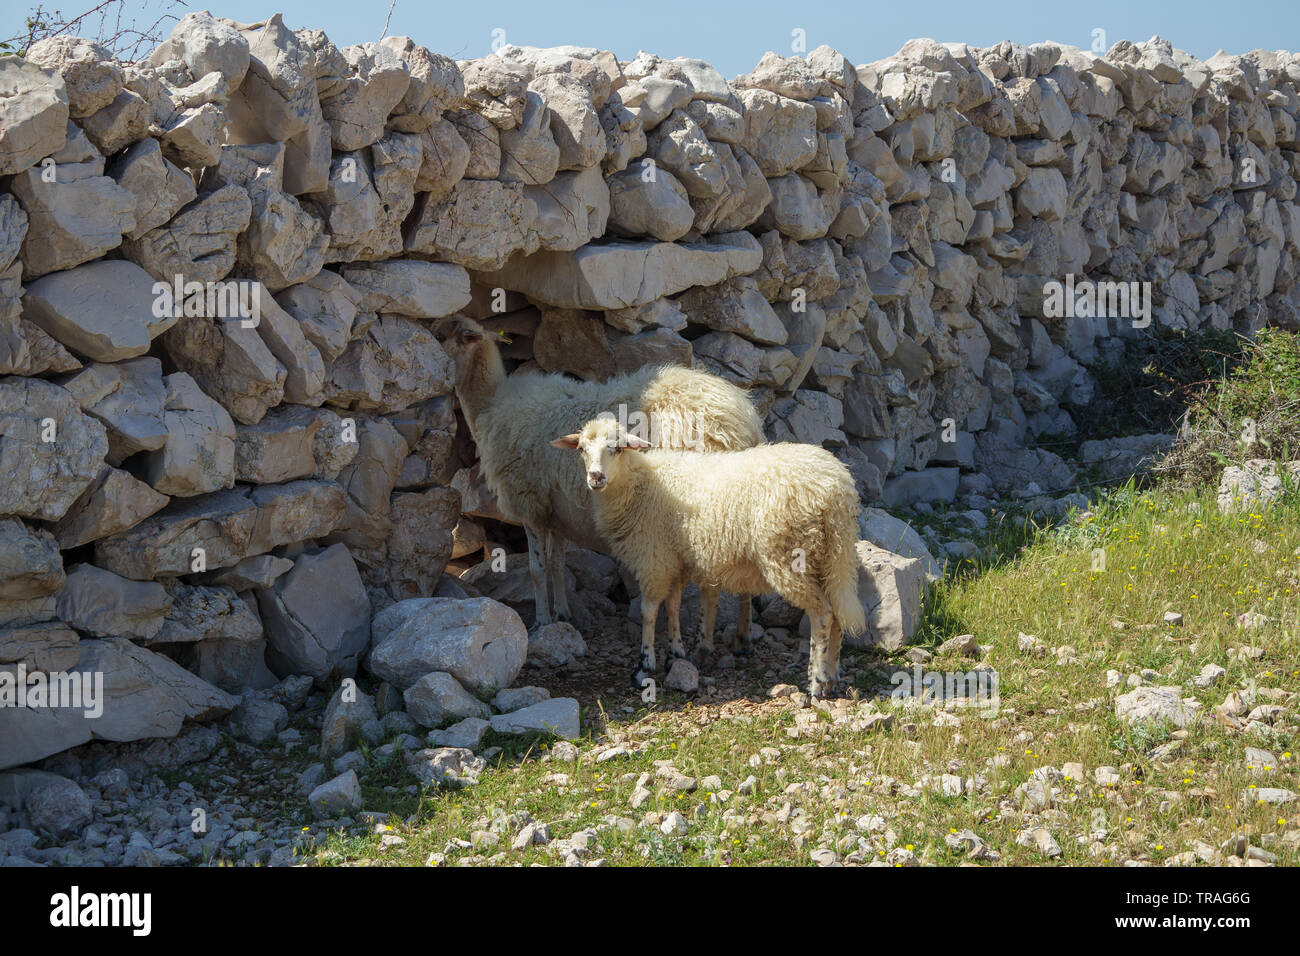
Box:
551;434;581;450
623;434;652;451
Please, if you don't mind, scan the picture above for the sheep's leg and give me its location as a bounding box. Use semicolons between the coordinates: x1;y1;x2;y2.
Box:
732;594;753;655
666;579;687;663
525;525;551;627
696;583;719;657
545;531;570;622
807;601;836;699
635;596;661;689
807;613;824;691
826;617;844;695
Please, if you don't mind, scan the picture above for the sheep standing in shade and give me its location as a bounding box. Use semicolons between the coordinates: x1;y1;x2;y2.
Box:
553;417;866;698
434;315;763;649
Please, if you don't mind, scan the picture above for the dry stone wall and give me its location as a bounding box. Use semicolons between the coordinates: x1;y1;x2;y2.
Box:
3;11;1300;769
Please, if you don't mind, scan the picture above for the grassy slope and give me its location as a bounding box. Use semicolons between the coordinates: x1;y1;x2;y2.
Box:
309;483;1299;867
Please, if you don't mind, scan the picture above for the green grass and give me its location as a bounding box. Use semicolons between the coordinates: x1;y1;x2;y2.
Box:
291;333;1300;866
303;480;1298;867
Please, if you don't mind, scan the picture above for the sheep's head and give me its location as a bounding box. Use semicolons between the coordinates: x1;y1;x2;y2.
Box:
433;315;489;380
552;416;650;492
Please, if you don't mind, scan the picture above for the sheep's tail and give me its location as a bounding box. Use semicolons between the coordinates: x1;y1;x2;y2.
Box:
824;498;867;637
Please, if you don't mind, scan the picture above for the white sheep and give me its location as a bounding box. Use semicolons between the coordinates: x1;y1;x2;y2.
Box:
552;416;867;698
434;315;764;649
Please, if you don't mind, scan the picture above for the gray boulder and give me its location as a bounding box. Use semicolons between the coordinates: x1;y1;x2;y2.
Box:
0;57;69;176
22;260;174;362
51;467;169;550
308;769;362;817
122;183;251;282
0;519;64;600
403;672;491;727
858;509;940;580
525;622;587;668
368;597;528;696
25;37;122;118
144;372;237;497
108;137;196;239
432;716;491;751
0;378;108;521
150;583;262;646
319;683;378;757
10;132;135;277
55;564;171;641
1217;459;1300;514
58;356;167;464
1115;686;1201;729
489;697;580;739
24;775;93;838
404;746;486;787
0;638;237;770
258;544;371;683
339;261;471;318
853;542;927;651
150;12;251;88
230;697;289;744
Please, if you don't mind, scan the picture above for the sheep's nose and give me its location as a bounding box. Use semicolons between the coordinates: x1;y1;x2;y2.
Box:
588;472;607;489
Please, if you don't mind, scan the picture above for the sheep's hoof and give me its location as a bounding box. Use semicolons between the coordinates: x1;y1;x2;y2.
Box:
634;649;657;689
811;679;847;700
808;677;835;700
691;644;714;666
731;636;754;657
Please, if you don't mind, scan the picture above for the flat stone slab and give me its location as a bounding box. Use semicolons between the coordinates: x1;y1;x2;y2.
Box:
472;234;762;310
489;697;580;740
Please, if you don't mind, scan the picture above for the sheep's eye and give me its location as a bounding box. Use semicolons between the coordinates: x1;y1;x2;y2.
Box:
609;445;621;456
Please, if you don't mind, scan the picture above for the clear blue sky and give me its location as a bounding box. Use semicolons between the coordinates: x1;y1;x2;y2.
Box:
11;0;1300;78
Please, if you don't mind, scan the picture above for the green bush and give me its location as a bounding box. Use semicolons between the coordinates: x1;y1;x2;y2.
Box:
1215;328;1300;430
1074;326;1246;448
1165;328;1300;482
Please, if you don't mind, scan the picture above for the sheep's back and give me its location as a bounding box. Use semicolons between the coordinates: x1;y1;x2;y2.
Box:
639;366;763;452
638;443;858;573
